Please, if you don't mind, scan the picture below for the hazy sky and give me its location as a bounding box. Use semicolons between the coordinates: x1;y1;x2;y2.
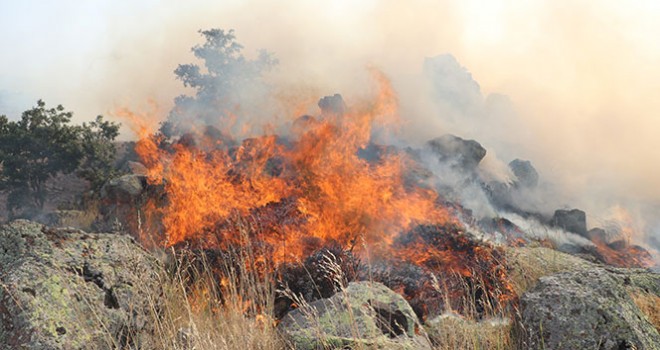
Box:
2;0;660;233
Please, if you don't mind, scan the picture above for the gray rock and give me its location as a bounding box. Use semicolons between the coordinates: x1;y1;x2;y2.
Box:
278;281;432;350
96;174;151;233
318;94;347;116
518;268;660;350
588;227;609;242
509;159;539;188
0;220;162;349
100;174;145;203
426;134;486;171
551;209;588;237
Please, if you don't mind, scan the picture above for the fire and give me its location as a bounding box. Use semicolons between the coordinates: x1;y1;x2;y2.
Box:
589;205;654;268
134;71;455;260
127;69;514;319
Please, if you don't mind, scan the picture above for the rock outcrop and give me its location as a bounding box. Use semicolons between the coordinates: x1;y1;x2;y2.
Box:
509;159;539;188
518;267;660;350
0;220;162;349
318;94;347;116
426;134;486;172
95;173;152;234
100;174;146;203
550;208;588;237
278;281;432;350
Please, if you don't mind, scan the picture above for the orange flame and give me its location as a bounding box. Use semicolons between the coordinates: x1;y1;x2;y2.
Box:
123;70;515;316
131;70;455;261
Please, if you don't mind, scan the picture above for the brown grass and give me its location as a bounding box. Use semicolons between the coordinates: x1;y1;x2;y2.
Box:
505;245;592;295
144;227;287;350
145;268;285;350
426;314;512;350
140;242;524;350
630;290;660;332
423;273;514;350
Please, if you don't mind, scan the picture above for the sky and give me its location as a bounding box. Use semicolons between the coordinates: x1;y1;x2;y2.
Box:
2;0;660;237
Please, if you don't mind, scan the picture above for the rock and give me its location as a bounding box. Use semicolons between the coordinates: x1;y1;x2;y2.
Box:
508;159;539;188
587;227;609;242
96;174;154;234
550;209;587;237
426;134;487;171
505;246;596;295
318;94;347;115
278;281;432;350
100;174;146;203
0;220;162;349
608;239;630;250
518;267;660;350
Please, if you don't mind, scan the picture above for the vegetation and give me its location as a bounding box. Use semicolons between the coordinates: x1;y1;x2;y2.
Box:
162;28;277;137
0;100;120;216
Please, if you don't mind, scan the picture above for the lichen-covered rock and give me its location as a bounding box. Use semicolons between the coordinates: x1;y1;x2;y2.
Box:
0;220;162;349
95;173;156;235
100;174;145;203
518;267;660;350
278;281;432;350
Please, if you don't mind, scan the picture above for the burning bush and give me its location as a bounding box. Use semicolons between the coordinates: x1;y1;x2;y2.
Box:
121;68;520;323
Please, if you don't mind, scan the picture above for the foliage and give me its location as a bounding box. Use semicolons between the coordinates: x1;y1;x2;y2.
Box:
0;100;120;215
77;115;121;190
163;28;277;137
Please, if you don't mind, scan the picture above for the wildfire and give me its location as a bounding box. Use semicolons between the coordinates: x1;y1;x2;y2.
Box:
133;71;456;260
126;69;515;319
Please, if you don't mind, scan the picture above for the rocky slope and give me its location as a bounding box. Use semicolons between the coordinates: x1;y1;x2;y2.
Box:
0;220;161;349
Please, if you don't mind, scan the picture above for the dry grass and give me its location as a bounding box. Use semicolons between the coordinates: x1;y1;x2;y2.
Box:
145;269;285;350
57;207;99;230
505;245;592;295
144;238;287;350
424;273;514;350
426;314;512;350
141;243;523;350
131;230;599;350
630;290;660;332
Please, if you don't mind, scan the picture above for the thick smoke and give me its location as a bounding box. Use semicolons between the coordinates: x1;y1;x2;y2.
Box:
112;1;660;258
3;0;660;255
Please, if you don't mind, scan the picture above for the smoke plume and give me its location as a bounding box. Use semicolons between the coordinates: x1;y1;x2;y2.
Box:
3;0;660;254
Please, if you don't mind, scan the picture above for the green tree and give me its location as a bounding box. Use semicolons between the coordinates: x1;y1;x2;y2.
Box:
0;100;120;216
163;28;277;137
77;115;121;190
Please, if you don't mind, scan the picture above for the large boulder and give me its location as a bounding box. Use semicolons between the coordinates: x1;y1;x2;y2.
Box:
0;220;162;349
278;281;432;350
96;174;154;234
100;174;146;203
518;267;660;350
550;208;588;237
426;134;486;172
318;94;347;116
508;159;539;188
